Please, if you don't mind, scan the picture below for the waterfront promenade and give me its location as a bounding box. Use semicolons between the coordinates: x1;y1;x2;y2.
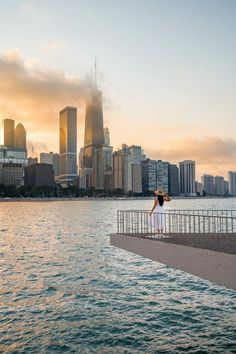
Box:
111;209;236;291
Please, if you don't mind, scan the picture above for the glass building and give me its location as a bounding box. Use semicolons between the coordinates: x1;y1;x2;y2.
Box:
83;89;104;169
168;164;179;196
141;159;157;194
59;106;77;186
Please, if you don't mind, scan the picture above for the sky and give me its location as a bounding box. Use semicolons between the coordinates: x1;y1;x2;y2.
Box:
0;0;235;178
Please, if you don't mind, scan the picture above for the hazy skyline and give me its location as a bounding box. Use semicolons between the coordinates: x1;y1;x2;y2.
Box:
0;0;235;178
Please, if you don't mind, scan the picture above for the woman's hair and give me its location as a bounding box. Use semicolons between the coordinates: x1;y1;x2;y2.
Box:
157;195;164;206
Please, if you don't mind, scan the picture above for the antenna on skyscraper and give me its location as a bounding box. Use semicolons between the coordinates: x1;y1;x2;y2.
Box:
94;56;97;88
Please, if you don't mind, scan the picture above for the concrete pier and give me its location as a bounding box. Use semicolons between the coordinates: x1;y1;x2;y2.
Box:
110;233;236;291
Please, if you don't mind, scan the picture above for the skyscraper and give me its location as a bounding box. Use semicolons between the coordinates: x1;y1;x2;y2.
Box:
40;152;60;179
104;127;110;146
168;164;179;196
179;160;196;196
132;164;142;193
128;145;143;194
59;106;77;186
228;171;236;196
141;158;157;194
112;144;132;192
15;123;26;149
201;174;214;195
156;160;169;193
94;145;113;189
0;145;28;186
83;89;104;169
4;119;15;147
215;176;225;196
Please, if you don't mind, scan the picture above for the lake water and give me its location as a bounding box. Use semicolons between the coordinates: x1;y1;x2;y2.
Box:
0;198;236;353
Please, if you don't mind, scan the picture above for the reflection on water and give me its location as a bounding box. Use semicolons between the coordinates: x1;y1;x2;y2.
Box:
0;199;236;353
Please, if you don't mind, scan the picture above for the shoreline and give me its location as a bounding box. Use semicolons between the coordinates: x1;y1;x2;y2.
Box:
0;196;235;202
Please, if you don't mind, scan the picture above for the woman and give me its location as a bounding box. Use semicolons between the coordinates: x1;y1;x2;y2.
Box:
149;190;171;235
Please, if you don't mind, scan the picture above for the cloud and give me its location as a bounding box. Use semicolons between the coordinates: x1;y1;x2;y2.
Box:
39;40;65;54
20;1;38;16
145;136;236;178
0;50;235;178
0;49;93;155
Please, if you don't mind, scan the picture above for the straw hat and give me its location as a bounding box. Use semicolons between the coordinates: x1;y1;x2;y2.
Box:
154;190;166;196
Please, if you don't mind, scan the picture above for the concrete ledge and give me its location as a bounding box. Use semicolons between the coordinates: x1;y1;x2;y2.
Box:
110;234;236;291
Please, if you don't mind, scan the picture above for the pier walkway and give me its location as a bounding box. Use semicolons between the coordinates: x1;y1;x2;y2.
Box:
110;210;236;291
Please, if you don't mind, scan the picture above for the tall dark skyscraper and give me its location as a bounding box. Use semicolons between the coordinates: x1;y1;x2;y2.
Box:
83;89;104;168
168;164;179;196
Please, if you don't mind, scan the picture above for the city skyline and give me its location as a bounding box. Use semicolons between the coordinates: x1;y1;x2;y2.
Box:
1;111;236;196
0;0;236;178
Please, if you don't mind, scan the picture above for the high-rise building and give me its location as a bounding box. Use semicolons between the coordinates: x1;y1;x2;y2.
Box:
0;145;28;185
201;174;214;195
168;164;179;196
79;168;93;189
4;119;15;148
224;180;229;196
83;89;104;169
79;147;84;169
59;107;77;186
112;144;132;193
214;176;225;196
128;145;143;164
179;160;196;196
104;127;110;146
112;144;143;193
113;149;123;190
24;163;54;186
156;160;169;193
195;181;203;196
15;123;26;149
94;145;113;189
40;152;59;179
0;162;25;186
141;159;157;194
228;171;236;196
132;164;142;193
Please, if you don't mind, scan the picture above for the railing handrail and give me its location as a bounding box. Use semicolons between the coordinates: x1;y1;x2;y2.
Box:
117;210;236;235
117;210;236;219
118;209;236;211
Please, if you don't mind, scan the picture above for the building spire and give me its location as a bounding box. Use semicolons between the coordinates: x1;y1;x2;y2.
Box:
94;56;97;88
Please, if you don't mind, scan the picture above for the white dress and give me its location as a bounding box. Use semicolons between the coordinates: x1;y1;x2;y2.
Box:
151;202;165;231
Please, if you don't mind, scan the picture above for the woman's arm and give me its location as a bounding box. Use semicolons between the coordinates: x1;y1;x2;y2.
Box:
164;194;171;202
150;198;158;215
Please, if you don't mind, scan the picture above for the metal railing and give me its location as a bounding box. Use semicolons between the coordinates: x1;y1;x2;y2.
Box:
117;210;236;235
168;209;236;217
